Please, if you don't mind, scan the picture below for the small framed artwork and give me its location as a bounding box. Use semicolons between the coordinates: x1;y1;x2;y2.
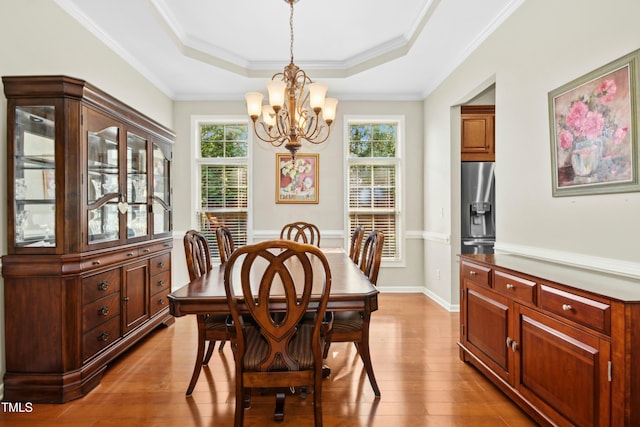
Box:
276;153;319;203
548;49;640;196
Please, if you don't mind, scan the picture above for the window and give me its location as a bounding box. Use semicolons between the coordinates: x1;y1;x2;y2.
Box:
346;118;403;262
196;122;249;259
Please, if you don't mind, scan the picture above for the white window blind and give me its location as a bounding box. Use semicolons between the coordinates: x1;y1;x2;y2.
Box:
197;123;248;259
347;121;401;261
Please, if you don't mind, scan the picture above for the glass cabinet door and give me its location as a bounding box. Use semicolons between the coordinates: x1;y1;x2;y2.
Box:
87;118;120;245
13;106;56;247
152;142;171;235
127;132;148;238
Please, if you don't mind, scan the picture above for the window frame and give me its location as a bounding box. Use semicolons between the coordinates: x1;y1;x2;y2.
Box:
344;115;405;267
191;116;252;259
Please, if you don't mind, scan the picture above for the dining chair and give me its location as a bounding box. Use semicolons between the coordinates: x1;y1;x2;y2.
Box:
216;225;235;264
280;221;321;246
348;226;365;265
322;230;384;397
183;230;231;396
224;239;333;427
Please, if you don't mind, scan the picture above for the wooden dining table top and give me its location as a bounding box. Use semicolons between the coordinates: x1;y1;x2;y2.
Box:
168;248;379;317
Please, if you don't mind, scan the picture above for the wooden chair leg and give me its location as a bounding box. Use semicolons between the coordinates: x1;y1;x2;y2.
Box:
203;340;215;365
274;392;285;421
186;319;207;396
358;328;381;398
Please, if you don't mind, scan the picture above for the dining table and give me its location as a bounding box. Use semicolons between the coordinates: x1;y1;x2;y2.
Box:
168;247;379;323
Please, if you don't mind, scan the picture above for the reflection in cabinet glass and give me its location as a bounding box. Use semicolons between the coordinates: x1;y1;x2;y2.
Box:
14;106;56;247
87;124;120;244
127;132;148;238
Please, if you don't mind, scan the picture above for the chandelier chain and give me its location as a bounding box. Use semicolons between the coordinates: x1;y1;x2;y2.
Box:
289;0;294;64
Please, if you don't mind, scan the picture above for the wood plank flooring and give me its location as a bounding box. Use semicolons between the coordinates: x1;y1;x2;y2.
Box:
0;293;537;426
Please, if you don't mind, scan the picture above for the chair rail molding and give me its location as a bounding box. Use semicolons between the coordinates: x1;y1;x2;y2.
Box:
494;242;640;279
423;231;451;244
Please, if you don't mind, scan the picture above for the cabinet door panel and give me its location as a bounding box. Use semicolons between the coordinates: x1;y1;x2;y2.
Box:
122;260;149;333
517;306;610;427
465;283;511;381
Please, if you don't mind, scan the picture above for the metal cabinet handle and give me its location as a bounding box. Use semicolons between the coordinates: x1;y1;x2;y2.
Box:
506;337;513;348
469;270;477;276
127;252;135;257
157;262;165;268
562;304;573;311
157;280;164;286
506;283;515;290
92;260;101;265
158;298;166;305
98;331;109;342
511;340;519;352
98;280;109;291
98;305;110;316
123;297;130;302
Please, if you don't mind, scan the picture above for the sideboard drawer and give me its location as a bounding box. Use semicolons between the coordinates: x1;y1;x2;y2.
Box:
150;290;170;317
150;270;171;294
461;260;491;287
494;270;536;304
149;253;171;277
540;285;611;334
82;316;121;361
83;292;121;333
82;268;121;303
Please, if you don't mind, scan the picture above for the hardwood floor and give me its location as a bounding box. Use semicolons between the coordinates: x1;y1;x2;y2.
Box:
0;293;537;426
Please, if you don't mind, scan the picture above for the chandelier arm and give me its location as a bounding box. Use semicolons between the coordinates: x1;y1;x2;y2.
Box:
253;120;286;147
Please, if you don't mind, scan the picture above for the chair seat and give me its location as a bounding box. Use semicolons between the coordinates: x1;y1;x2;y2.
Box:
204;314;230;332
243;324;315;371
330;311;363;333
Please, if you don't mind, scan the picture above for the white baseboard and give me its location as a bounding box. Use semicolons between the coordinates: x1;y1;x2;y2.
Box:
377;286;460;313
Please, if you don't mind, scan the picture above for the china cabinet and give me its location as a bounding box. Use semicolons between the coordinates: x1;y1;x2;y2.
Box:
459;254;640;426
461;105;495;161
2;76;174;403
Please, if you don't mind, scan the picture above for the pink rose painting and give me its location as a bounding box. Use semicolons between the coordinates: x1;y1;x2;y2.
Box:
551;60;635;194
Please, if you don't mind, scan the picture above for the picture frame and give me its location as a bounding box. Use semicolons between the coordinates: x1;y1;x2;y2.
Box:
548;49;640;196
276;153;319;204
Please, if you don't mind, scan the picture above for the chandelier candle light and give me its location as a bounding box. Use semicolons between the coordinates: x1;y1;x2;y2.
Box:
245;0;338;160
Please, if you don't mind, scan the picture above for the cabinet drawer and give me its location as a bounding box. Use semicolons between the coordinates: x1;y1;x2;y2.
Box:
150;270;171;295
494;270;536;304
461;260;491;287
82;269;121;303
150;290;170;317
82;315;121;361
80;250;137;271
139;241;172;257
540;285;611;335
149;253;171;276
83;292;121;332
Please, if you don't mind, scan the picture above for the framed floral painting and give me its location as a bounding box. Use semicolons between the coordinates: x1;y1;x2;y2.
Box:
276;153;319;203
549;49;640;196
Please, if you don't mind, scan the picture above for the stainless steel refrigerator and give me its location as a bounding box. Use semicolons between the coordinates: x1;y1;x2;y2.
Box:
461;162;495;254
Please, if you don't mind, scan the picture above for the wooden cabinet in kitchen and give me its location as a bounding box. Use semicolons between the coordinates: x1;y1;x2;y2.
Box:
461;105;495;161
2;75;174;403
459;254;639;426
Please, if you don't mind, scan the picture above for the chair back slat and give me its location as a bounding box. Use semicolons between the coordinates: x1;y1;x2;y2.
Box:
216;226;235;264
280;221;321;246
348;226;365;265
183;230;212;281
360;230;384;285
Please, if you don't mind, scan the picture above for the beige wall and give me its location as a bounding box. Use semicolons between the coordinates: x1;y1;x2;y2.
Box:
171;99;426;291
423;0;640;307
0;0;174;397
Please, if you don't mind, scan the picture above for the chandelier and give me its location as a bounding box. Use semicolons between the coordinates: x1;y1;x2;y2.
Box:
245;0;338;160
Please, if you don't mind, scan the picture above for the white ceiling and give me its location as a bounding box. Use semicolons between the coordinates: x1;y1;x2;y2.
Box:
54;0;523;101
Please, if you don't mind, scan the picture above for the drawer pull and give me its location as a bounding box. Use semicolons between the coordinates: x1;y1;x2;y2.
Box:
127;252;135;257
562;304;573;311
98;280;109;291
506;337;513;348
143;248;150;253
157;279;165;286
98;305;110;316
98;331;110;342
158;262;165;268
511;340;519;352
158;298;166;305
123;297;130;302
92;260;101;265
506;283;515;290
469;271;477;276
